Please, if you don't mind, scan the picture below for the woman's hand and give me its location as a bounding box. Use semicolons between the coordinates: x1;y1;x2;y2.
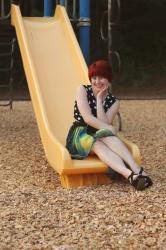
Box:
96;86;109;102
76;85;117;133
96;86;109;124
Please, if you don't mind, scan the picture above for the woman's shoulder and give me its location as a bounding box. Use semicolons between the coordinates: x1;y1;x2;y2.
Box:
76;84;92;93
76;84;90;100
107;91;118;100
83;84;92;91
104;92;119;109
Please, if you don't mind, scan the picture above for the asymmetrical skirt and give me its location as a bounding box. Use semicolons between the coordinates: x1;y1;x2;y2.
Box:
66;123;114;160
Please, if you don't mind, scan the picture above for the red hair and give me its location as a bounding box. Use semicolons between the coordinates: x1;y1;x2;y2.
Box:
88;60;112;82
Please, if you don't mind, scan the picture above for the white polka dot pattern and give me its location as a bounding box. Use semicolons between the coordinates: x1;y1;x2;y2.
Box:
73;85;117;122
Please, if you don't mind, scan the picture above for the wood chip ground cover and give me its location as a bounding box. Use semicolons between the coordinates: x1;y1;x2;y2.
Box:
0;100;166;250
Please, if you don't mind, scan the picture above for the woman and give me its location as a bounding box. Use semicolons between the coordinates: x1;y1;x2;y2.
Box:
66;60;152;190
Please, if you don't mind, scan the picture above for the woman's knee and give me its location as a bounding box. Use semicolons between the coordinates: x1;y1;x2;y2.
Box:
101;135;120;145
91;140;101;150
91;140;105;153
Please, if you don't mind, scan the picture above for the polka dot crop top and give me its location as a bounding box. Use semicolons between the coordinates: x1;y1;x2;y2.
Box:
74;84;117;125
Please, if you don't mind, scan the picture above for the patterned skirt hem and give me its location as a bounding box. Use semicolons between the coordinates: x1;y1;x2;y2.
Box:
66;125;114;160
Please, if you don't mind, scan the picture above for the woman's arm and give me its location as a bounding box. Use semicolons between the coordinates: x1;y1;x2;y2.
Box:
96;87;120;125
106;100;120;125
76;85;117;134
96;98;109;123
96;87;109;123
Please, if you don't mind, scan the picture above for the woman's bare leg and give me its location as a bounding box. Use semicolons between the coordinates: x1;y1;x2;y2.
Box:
92;140;137;179
100;136;146;175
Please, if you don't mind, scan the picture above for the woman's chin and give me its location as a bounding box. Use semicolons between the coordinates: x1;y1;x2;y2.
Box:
94;89;101;96
92;85;103;95
94;86;102;91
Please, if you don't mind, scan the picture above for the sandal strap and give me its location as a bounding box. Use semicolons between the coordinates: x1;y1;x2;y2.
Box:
128;171;136;182
128;171;147;190
139;167;144;175
128;171;140;184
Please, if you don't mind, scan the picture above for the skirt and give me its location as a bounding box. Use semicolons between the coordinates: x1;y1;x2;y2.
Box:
66;123;114;160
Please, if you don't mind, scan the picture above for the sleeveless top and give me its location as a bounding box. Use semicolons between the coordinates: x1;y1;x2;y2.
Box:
73;84;117;134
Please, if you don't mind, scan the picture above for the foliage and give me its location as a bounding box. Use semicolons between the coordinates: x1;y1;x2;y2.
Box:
115;0;166;86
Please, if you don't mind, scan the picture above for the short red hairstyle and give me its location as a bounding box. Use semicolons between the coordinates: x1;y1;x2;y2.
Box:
88;60;112;82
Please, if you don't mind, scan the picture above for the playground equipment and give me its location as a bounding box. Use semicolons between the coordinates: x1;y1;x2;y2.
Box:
0;0;12;20
78;0;90;64
44;0;90;64
11;4;141;188
100;1;121;65
0;0;15;109
45;0;122;130
0;38;15;109
100;0;122;130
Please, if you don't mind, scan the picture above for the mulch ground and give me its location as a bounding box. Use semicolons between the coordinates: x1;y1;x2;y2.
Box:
0;100;166;250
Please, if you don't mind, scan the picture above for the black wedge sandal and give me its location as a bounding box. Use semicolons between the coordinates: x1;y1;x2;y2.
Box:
139;167;153;187
128;171;147;191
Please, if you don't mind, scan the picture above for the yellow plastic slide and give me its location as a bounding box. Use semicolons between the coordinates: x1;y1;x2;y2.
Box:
11;4;141;188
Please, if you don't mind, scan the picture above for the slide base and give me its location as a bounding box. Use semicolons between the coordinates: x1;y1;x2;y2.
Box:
60;173;115;188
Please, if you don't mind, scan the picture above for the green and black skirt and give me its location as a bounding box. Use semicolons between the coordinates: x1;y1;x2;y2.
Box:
66;122;114;160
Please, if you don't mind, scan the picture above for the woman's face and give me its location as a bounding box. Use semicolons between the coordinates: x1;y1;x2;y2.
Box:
91;76;109;93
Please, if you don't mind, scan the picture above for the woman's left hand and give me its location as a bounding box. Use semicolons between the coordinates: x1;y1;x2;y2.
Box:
96;86;109;102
